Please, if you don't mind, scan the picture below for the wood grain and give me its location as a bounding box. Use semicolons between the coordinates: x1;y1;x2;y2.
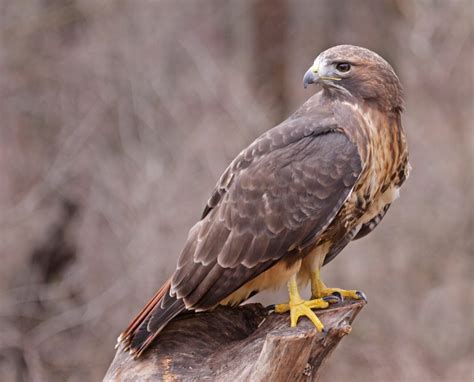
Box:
105;300;365;381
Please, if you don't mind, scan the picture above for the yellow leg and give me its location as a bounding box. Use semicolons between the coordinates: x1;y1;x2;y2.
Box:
274;275;328;331
310;269;367;302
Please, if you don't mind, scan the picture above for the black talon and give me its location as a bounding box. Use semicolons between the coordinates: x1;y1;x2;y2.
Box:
356;290;368;303
266;304;276;312
323;294;341;304
331;291;344;303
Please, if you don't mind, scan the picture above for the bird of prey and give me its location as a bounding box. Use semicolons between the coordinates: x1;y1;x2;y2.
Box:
118;45;410;358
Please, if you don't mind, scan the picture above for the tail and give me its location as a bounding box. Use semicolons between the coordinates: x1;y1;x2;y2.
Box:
117;278;186;358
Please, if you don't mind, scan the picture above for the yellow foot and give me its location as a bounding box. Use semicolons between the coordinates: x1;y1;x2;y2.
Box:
316;288;367;303
310;270;367;304
274;298;329;331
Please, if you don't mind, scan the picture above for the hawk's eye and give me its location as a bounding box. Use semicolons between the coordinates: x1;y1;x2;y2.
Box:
335;63;351;72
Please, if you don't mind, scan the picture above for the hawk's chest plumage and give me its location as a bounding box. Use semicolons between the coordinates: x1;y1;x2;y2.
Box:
353;102;408;217
298;102;409;285
320;101;409;250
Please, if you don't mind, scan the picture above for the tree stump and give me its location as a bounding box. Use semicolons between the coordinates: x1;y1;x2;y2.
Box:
104;300;365;381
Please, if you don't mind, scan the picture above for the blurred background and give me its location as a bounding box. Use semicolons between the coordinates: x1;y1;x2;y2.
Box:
0;0;472;381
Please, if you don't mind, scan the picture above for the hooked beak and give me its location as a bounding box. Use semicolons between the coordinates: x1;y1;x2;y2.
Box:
303;64;319;88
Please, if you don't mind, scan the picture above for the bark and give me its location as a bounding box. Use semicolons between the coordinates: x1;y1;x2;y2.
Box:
105;300;365;381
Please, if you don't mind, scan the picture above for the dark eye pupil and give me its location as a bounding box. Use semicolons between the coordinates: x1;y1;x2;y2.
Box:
336;63;351;72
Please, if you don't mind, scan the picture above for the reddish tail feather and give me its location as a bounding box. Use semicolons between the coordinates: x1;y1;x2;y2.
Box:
117;278;186;358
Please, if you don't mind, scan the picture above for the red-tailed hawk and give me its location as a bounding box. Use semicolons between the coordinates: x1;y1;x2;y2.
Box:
118;45;410;358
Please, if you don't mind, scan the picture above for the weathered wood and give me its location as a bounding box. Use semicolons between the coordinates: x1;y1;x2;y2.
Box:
105;300;365;381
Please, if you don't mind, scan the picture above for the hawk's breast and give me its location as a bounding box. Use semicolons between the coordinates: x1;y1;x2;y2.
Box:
312;100;409;261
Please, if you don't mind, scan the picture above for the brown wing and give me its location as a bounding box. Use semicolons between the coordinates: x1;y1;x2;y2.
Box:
353;204;391;240
168;115;363;314
322;204;391;267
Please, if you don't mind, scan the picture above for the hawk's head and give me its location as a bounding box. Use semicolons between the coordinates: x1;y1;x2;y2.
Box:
303;45;403;112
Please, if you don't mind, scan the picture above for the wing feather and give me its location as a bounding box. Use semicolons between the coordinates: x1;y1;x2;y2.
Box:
165;116;363;315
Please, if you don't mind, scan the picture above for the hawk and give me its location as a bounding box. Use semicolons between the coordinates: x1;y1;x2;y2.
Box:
118;45;410;358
